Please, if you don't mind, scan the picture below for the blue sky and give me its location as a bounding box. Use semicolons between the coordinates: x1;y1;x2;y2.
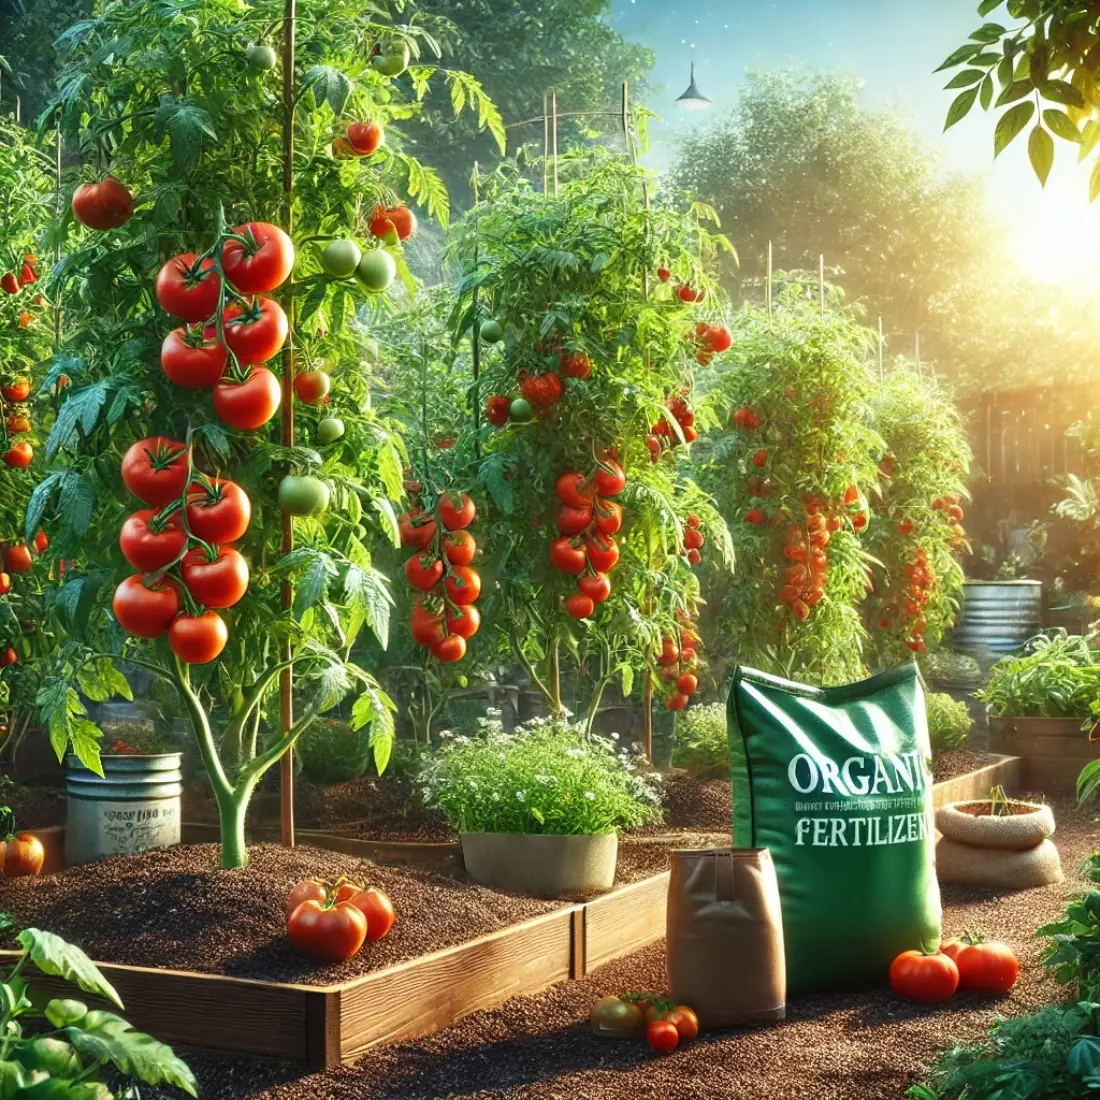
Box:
607;0;1100;282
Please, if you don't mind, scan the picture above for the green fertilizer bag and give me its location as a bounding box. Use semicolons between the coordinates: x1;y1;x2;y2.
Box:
728;663;941;996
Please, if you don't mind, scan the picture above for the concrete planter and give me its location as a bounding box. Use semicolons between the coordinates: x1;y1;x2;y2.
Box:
988;714;1096;793
460;831;618;898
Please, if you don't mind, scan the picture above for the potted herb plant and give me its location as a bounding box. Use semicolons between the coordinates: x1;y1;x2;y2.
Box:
418;712;662;897
977;631;1100;792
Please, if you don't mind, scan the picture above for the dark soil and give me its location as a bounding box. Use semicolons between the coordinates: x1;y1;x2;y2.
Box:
630;772;732;835
170;798;1100;1100
0;779;65;829
931;748;999;783
291;773;453;841
955;798;1040;817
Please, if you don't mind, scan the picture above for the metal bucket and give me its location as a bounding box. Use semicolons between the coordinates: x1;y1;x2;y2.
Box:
65;753;183;865
953;580;1043;656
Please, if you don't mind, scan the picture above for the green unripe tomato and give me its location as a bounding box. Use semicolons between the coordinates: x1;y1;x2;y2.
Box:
509;397;533;422
479;319;504;343
278;475;331;516
317;417;345;445
244;43;278;70
372;44;410;77
320;239;362;278
356;249;397;292
44;998;87;1028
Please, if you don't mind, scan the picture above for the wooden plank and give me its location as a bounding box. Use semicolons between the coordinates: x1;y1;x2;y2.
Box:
1020;756;1083;794
305;987;342;1071
584;871;669;972
570;906;586;979
296;830;462;869
337;905;578;1061
931;756;1021;808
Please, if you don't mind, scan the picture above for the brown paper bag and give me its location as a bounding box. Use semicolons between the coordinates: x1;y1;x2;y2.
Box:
666;848;786;1028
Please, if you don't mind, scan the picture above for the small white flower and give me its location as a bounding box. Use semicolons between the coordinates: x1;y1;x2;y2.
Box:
486;707;502;717
515;790;526;802
497;752;507;761
535;774;550;784
491;792;500;801
584;791;596;801
419;787;432;800
468;779;478;789
566;747;585;758
455;735;472;746
610;732;620;740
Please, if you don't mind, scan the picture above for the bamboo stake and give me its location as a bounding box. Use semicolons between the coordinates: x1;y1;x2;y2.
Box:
278;0;297;849
471;162;481;462
550;90;559;195
542;94;549;194
818;254;825;318
877;317;884;384
53;123;62;347
766;241;773;321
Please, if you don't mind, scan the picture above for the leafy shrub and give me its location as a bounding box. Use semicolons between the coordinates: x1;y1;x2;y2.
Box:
671;703;730;778
297;719;372;786
977;631;1100;720
1;927;196;1096
925;693;971;756
418;714;662;835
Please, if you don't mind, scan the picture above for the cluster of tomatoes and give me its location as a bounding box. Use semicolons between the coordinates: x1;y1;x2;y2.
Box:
681;513;705;567
933;492;967;550
157;221;293;433
688;320;732;366
889;934;1018;1005
1;253;43;329
0;528;48;631
656;614;701;711
877;545;934;654
112;436;252;665
1;375;34;469
647;393;699;464
655;264;706;306
589;992;699;1055
483;329;593;427
778;511;836;623
286;876;395;963
549;459;625;620
401;490;482;663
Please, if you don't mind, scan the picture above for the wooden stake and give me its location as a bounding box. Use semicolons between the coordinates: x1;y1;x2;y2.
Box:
766;241;773;321
877;317;884;384
542;95;549;194
550;90;559;195
53;123;62;347
279;0;297;849
818;254;825;318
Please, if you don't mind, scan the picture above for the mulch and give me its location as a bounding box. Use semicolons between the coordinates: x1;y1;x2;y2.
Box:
931;748;1000;784
0;780;65;829
164;797;1099;1100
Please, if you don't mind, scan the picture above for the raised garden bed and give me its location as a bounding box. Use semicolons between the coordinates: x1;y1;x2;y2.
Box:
988;714;1096;793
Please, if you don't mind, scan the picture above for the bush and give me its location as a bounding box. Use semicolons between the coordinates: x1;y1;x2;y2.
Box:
976;631;1100;720
925;693;971;756
418;713;663;835
671;703;730;777
297;720;372;786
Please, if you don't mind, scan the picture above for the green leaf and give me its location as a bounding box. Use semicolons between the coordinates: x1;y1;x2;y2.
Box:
17;929;122;1008
343;563;393;649
935;43;982;71
994;100;1035;156
978;0;1002;13
45;382;110;459
68;717;103;777
57;472;96;543
944;68;985;89
969;22;1005;43
154;99;218;174
944;86;980;130
1029;124;1054;185
1044;108;1081;143
995;79;1032;107
1041;80;1085;108
300;65;352;117
24;471;63;543
980;73;994;109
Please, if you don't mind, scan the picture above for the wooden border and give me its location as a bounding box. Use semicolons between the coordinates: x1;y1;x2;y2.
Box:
931;754;1021;808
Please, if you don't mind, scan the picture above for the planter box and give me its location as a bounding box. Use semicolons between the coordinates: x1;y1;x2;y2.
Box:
988;715;1095;793
931;754;1022;807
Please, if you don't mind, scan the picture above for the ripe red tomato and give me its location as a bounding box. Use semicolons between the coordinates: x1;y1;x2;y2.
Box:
213;366;282;430
71;177;133;229
2;377;30;403
550;536;587;574
843;484;859;507
347;120;384;155
3;545;32;575
293;370;331;406
706;324;733;352
593;499;623;536
559;350;591;379
646;1018;680;1053
222;222;295;294
950;940;1018;994
594;459;626;497
168;610;228;664
113;575;180;638
2;648;16;666
556;504;592;536
186;479;252;543
219;297;288;364
181;546;249;608
485;395;510;426
677;673;699;695
3;441;33;468
399;511;437;550
684;527;704;550
431;633;467;663
346;887;395;941
286;879;327;915
411;597;446;647
556;472;593;508
405;553;443;591
657;266;671;282
161;327;227;387
156;253;221;322
751;448;768;468
656;636;680;666
439;492;476;531
369;203;417;241
665;1006;699;1042
446;602;480;638
578;572;611;604
2;833;44;877
889;949;959;1004
443;530;476;566
566;592;594;619
0;572;11;595
121;436;189;505
6;416;30;435
445;565;481;605
585;533;619;572
520;371;563;410
0;273;18;295
677;285;700;303
119;509;187;572
745;508;765;526
666;692;689;712
287;899;367;962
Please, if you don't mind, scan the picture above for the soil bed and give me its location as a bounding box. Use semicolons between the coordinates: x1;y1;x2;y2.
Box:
631;771;732;835
174;798;1099;1099
931;748;999;783
290;773;452;841
0;778;65;829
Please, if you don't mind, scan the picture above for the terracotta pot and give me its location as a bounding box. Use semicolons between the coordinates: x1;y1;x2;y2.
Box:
460;831;618;897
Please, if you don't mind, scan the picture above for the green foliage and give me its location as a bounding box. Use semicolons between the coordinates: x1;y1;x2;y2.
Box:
925;692;972;756
977;630;1100;719
0;927;197;1097
296;717;372;785
670;701;729;778
419;713;662;834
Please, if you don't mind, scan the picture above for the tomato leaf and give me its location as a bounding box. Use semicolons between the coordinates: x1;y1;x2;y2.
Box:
18;928;122;1008
944;68;985;89
994;100;1035;156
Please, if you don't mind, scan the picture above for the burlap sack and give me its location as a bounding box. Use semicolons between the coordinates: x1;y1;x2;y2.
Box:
935;836;1063;888
935;801;1054;851
666;848;786;1029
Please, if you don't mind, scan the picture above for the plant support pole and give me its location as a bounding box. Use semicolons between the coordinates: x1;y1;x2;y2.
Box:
279;0;297;849
766;241;773;321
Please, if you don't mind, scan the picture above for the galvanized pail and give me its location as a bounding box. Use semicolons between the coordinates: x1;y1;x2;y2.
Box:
954;580;1043;657
65;752;183;865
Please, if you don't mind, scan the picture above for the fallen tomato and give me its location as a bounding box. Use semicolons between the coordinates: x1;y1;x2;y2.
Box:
346;886;396;941
943;936;1019;996
589;995;645;1038
889;949;958;1004
1;833;44;877
287;899;367;962
646;1018;680;1054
